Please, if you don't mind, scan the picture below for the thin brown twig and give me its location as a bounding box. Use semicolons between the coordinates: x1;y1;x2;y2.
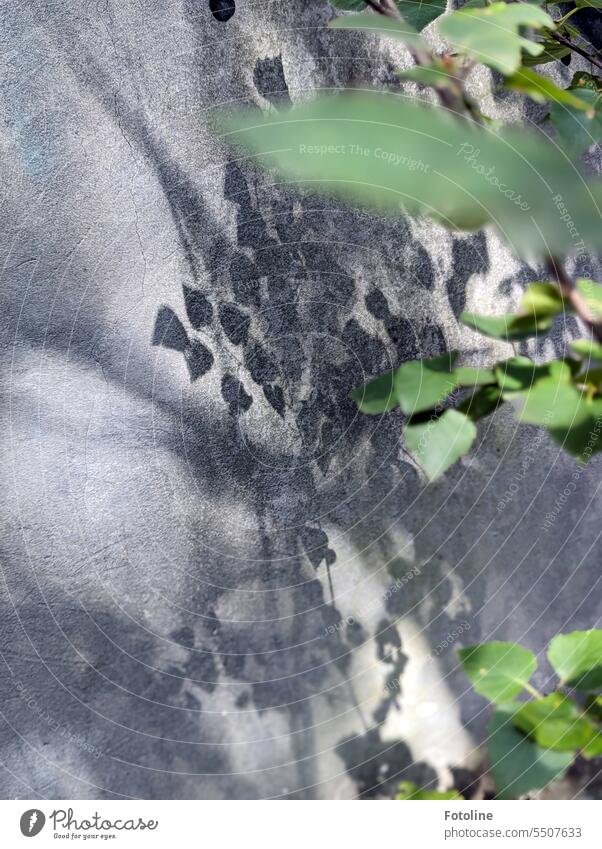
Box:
546;257;602;343
363;0;471;116
550;31;602;74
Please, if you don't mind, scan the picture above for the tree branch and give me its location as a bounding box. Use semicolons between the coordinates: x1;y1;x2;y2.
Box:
546;257;602;344
550;31;602;74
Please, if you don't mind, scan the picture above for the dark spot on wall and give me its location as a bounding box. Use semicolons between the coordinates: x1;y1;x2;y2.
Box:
447;232;489;317
183;649;218;692
253;55;291;108
336;731;436;799
365;289;390;321
235;691;250;709
152;305;189;352
209;0;235;22
230;252;261;307
299;525;336;570
219;302;250;346
263;383;285;418
184;286;213;328
185;339;214;380
221;373;253;414
244;343;279;385
171;626;195;649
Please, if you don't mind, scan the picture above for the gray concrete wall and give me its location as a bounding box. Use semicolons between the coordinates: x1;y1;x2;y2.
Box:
0;0;600;799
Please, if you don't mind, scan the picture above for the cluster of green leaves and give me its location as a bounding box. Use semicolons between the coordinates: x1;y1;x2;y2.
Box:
351;279;602;480
458;630;602;798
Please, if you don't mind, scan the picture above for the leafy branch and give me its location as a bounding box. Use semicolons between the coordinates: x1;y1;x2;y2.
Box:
458;630;602;799
219;0;602;481
549;29;602;74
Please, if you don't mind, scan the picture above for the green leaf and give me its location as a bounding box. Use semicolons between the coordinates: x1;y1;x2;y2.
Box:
329;12;429;51
330;2;446;32
488;706;573;799
395;780;464;800
515;380;602;461
457;384;504;421
570;339;602;361
396;353;457;415
495;357;572;398
582;733;602;760
550;88;602;160
521;28;571;67
404;409;477;480
505;68;593;109
519;282;566;318
575;0;602;8
458;641;537;703
548;630;602;691
460;311;552;341
513;693;599;753
454;366;496;387
398;0;447;32
438;3;554;76
350;370;399;414
220;93;602;260
398;66;461;93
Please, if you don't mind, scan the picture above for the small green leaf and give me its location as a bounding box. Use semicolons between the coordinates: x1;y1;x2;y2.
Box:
350;370;399;414
513;693;599;753
515;380;602;461
519;282;566;317
454;366;496;387
570;339;602;361
505;69;593;110
438;3;554;76
397;0;447;31
395;781;463;800
550;89;602;160
488;706;573;799
575;0;602;8
330;2;446;33
329;12;429;51
522;33;570;67
398;66;461;92
495;357;571;398
396;353;457;415
458;641;537;703
457;385;504;421
582;734;602;760
548;630;602;691
460;311;552;341
404;409;477;481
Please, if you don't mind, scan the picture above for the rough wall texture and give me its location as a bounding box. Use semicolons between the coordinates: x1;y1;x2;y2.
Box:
1;0;600;799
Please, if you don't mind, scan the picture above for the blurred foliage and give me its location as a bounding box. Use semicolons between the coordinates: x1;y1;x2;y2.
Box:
459;631;602;798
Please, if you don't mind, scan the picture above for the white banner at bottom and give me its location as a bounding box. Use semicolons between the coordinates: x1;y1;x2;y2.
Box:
0;799;599;849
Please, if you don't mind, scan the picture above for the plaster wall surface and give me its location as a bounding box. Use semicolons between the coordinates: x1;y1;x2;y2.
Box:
0;0;600;799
